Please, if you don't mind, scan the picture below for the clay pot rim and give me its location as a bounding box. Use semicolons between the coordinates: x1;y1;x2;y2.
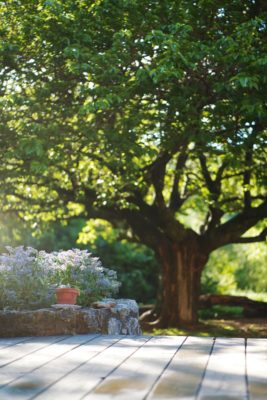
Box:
55;287;80;294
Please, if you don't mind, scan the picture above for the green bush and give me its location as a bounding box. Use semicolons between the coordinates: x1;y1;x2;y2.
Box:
90;237;159;304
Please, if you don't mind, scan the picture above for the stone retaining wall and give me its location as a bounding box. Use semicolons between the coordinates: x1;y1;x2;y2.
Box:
0;299;141;337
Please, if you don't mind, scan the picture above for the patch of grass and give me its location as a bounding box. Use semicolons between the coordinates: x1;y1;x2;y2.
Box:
144;318;267;338
149;327;211;337
146;322;237;338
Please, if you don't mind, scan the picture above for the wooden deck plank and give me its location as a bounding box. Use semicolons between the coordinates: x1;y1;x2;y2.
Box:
34;336;150;400
0;336;67;368
0;334;100;389
87;335;186;400
0;334;109;399
147;336;214;400
247;338;267;400
197;338;247;400
0;335;265;400
0;337;32;349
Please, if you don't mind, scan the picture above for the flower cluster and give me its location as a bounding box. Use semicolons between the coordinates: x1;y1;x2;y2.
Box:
0;246;54;310
39;249;121;306
0;247;121;310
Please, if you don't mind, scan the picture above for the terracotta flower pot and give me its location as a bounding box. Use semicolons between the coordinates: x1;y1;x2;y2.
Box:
55;287;79;305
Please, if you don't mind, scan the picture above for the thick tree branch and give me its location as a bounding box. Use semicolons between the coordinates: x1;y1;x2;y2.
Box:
205;199;267;250
126;189;158;219
199;154;216;193
199;156;228;233
232;227;267;243
144;151;171;208
243;148;253;209
85;205;163;249
215;161;228;187
199;154;227;196
169;148;188;212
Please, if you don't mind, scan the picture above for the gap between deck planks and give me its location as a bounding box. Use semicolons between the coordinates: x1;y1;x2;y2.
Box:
0;334;266;399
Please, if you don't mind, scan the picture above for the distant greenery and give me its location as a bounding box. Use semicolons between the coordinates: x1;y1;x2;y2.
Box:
88;238;159;304
202;242;267;294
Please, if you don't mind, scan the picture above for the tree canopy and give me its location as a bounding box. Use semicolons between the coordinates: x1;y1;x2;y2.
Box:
1;0;266;325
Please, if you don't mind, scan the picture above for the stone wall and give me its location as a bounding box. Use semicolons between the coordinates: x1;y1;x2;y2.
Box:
0;299;141;337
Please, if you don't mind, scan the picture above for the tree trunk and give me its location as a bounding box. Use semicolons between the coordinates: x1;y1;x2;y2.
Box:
156;241;208;327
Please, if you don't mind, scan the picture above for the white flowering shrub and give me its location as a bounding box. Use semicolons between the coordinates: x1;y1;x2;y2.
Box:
0;246;54;310
0;247;121;310
40;249;121;306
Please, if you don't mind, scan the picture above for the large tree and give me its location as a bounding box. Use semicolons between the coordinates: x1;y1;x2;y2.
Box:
1;0;266;326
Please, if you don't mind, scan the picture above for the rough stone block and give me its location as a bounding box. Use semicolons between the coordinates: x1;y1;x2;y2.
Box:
0;299;142;337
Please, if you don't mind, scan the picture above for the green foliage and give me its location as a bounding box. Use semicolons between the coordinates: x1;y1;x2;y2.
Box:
0;0;267;323
202;242;267;294
201;247;238;294
31;219;86;252
90;238;159;304
234;243;267;292
0;214;32;253
1;0;266;226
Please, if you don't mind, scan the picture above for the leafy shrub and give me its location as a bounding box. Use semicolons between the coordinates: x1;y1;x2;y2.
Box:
0;247;120;310
0;246;54;310
87;237;159;304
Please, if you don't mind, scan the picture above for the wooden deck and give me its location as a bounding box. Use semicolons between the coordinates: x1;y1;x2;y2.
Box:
0;334;266;399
